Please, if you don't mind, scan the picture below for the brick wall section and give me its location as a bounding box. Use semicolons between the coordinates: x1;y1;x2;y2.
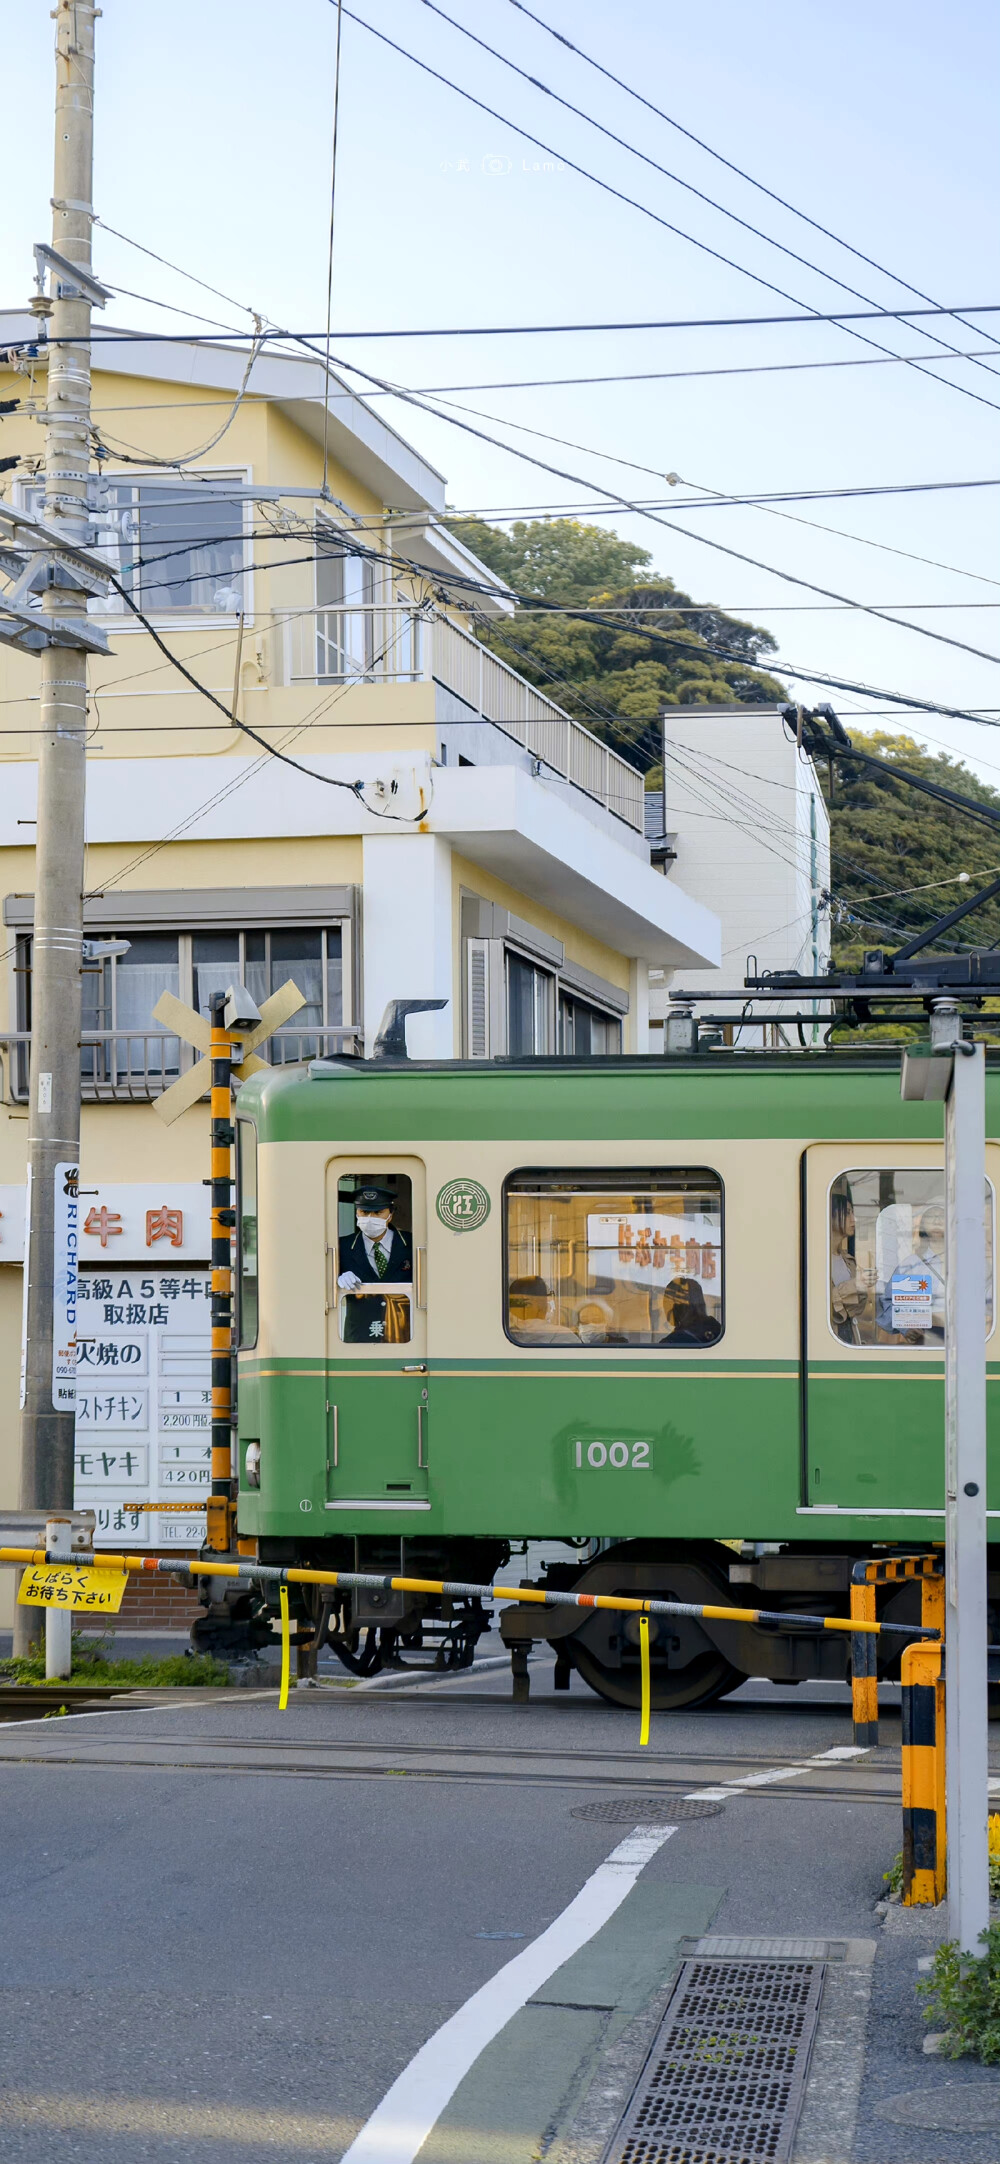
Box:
116;1556;203;1631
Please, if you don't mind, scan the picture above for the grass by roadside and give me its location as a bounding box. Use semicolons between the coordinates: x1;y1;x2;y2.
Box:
0;1637;231;1689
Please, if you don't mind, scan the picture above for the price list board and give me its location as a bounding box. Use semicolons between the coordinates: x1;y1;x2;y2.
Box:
74;1266;212;1548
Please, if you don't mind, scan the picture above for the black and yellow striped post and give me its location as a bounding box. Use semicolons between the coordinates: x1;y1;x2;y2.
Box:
851;1554;946;1749
206;994;236;1553
850;1561;878;1747
901;1638;946;1905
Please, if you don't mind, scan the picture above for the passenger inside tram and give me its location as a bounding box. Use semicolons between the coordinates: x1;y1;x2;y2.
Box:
657;1278;722;1346
507;1275;581;1345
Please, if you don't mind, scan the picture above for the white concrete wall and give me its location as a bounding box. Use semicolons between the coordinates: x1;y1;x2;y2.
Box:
361;833;455;1058
655;708;830;1016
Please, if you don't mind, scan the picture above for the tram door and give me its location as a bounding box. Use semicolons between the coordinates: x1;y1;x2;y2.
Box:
803;1142;996;1512
324;1158;429;1506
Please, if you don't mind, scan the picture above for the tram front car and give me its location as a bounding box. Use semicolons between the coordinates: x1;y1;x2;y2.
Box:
227;1051;1000;1709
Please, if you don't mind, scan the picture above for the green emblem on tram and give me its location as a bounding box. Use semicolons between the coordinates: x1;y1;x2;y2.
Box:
436;1177;491;1232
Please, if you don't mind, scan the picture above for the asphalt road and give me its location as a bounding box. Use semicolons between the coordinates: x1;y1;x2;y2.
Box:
0;1651;996;2164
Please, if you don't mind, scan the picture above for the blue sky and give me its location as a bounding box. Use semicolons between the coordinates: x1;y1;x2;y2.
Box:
5;0;999;790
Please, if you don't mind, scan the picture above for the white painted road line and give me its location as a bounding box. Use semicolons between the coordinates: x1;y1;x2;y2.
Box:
339;1824;676;2164
683;1746;873;1804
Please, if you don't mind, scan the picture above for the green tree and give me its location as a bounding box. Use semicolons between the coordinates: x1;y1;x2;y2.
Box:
447;516;786;769
825;733;1000;966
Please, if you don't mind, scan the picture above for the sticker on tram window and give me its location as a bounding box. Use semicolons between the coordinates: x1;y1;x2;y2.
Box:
573;1438;651;1469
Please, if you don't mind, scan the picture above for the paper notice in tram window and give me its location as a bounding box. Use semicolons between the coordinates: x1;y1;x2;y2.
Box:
586;1213;721;1292
889;1269;933;1332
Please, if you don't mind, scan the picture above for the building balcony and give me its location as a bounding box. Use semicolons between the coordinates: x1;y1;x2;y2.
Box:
0;1026;363;1107
283;606;645;834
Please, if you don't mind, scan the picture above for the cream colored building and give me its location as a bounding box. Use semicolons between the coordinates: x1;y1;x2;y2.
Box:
0;315;720;1604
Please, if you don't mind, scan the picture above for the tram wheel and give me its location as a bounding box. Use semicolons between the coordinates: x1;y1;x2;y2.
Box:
569;1638;744;1713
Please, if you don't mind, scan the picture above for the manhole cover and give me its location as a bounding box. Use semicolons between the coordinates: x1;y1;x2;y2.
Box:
875;2084;1000;2131
571;1797;724;1822
605;1957;824;2163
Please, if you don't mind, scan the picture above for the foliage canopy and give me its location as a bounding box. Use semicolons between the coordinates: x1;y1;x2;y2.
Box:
447;516;786;769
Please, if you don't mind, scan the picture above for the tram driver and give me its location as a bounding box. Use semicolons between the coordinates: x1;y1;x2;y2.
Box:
338;1183;413;1342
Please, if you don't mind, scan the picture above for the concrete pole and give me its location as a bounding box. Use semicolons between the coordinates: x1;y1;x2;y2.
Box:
15;2;98;1654
940;1020;990;1954
44;1514;73;1681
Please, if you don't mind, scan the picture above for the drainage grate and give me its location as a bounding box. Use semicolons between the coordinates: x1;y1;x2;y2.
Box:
571;1798;724;1823
604;1958;825;2164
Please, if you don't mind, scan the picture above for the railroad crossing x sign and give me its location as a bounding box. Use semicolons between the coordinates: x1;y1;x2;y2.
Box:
151;980;306;1126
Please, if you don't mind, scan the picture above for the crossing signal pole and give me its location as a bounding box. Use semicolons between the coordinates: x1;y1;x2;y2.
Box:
12;3;104;1651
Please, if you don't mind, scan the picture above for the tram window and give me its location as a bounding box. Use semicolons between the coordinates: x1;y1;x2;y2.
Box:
505;1170;723;1347
336;1173;413;1345
829;1170;994;1346
236;1120;258;1348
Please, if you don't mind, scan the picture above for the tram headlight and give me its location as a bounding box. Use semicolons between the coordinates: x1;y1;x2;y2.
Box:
245;1440;261;1489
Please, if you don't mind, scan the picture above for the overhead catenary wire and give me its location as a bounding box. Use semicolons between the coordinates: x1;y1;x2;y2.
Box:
336;4;1000;416
90;322;267;468
101;570;428;818
409;0;1000;396
308;342;1000;674
44;345;1000;408
33;300;1000;346
75;507;1000;736
501;0;1000;366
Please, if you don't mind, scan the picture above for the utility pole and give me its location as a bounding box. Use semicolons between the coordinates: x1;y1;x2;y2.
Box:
901;1004;990;1954
14;1;100;1652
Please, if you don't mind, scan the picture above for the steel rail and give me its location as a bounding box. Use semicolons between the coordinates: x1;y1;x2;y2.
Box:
0;1549;938;1640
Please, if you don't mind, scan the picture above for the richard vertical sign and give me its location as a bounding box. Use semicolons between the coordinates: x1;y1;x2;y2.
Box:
53;1163;80;1409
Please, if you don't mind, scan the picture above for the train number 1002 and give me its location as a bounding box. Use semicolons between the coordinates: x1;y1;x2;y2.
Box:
574;1438;650;1470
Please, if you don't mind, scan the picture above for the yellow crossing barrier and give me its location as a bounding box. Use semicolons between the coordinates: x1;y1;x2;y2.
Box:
0;1547;940;1644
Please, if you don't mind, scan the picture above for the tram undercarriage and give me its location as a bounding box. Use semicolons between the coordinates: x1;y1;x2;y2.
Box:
193;1535;999;1711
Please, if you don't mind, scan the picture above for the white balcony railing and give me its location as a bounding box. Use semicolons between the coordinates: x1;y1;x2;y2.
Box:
0;1027;363;1107
283;606;645;834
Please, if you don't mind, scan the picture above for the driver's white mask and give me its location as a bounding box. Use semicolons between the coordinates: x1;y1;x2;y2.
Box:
358;1214;390;1239
578;1325;606;1344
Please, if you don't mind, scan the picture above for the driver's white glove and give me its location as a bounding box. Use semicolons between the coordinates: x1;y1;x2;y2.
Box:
338;1270;363;1290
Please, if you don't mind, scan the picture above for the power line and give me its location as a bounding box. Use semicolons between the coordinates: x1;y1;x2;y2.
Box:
103;571;424;814
314;344;1000;671
337;4;1000;416
48;346;1000;406
502;0;1000;366
95;220;262;325
75;506;1000;735
33;300;1000;345
411;0;1000;396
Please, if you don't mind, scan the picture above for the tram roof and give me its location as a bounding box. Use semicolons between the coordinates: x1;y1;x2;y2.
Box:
237;1049;1000;1147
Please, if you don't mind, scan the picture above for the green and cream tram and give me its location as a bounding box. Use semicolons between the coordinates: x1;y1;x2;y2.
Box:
230;1052;1000;1708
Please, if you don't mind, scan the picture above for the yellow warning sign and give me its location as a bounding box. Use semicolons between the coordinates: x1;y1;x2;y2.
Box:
18;1564;128;1613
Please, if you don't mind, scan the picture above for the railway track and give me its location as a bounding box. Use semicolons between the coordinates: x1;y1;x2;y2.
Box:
0;1726;909;1804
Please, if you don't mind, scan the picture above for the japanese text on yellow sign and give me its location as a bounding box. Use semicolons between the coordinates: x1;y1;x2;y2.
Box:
18;1564;128;1613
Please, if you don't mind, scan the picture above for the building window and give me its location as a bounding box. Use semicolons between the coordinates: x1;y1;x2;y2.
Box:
316;543;375;677
507;951;554;1056
505;1169;723;1347
18;924;345;1079
93;479;246;617
829;1169;994;1346
558;993;621;1055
